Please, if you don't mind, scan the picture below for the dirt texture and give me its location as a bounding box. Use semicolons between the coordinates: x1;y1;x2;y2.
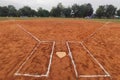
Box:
0;19;120;80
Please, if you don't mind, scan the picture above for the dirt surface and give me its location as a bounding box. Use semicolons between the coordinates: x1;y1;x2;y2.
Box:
0;19;120;80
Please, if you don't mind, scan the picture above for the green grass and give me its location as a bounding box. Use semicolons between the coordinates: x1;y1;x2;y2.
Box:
0;17;120;23
90;18;120;22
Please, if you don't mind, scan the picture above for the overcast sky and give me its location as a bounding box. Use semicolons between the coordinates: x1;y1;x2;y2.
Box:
0;0;120;11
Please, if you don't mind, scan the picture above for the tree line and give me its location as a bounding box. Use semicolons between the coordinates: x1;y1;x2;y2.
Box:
0;3;120;18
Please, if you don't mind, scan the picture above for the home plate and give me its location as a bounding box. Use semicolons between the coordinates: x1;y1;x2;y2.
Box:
56;52;66;58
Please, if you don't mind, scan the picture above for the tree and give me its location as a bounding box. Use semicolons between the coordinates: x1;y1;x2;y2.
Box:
0;6;2;16
72;3;93;17
18;6;33;17
50;7;59;17
63;7;71;17
0;6;8;16
96;5;106;18
31;10;37;17
117;9;120;16
105;5;117;18
71;4;80;17
50;3;64;17
37;7;49;17
96;5;117;18
8;5;17;17
85;3;93;17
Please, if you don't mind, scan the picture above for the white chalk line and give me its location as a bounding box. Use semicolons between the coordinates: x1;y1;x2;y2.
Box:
67;22;111;44
46;41;55;76
17;24;40;42
82;22;110;43
66;42;111;78
79;75;110;78
80;42;110;76
66;22;112;79
14;23;55;77
15;73;47;77
15;41;55;77
66;42;78;77
13;20;112;78
15;42;40;74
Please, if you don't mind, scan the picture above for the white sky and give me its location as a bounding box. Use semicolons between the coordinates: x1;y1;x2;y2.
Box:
0;0;120;11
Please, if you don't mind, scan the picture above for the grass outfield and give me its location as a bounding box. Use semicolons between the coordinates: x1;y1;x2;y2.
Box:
90;18;120;22
0;17;120;22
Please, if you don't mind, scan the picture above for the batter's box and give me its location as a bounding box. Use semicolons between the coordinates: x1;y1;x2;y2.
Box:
15;41;55;77
66;41;111;79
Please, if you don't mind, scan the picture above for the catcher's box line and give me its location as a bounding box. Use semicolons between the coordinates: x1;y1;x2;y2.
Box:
14;23;55;77
66;41;111;78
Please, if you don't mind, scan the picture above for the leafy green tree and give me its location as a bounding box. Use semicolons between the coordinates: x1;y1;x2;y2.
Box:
72;4;80;17
31;10;37;17
105;5;117;18
8;5;17;17
37;7;49;17
0;6;8;16
85;3;93;17
117;9;120;16
0;6;2;16
18;6;33;17
72;3;93;17
63;7;71;17
50;3;64;17
96;5;116;18
96;5;106;18
50;7;59;17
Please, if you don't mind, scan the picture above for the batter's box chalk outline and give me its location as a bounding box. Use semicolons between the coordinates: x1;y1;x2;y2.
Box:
66;41;112;79
14;23;55;77
14;41;55;77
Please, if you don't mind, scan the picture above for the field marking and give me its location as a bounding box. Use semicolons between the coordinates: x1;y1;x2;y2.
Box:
13;20;112;79
66;22;112;79
15;42;40;75
66;42;78;77
15;41;55;77
82;22;110;43
80;42;110;76
46;41;55;76
17;24;40;42
66;42;111;78
14;23;55;77
67;22;111;44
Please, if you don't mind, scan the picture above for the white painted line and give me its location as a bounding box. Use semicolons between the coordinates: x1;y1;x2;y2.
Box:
15;73;47;77
79;75;110;78
82;22;110;43
15;42;40;74
15;41;55;77
14;23;56;77
66;42;78;78
66;41;111;79
46;41;55;76
80;42;111;77
17;24;40;42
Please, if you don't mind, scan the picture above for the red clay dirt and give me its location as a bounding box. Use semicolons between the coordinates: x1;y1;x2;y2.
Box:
0;19;120;80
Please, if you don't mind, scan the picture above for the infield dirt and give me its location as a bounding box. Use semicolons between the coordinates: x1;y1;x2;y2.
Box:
0;19;120;80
